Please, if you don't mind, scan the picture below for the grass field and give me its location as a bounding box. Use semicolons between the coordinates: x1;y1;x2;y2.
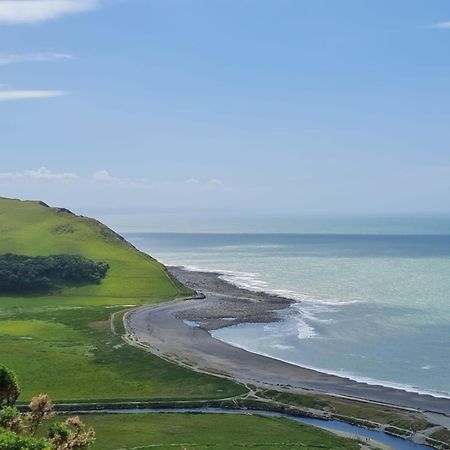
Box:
0;198;246;401
44;413;360;450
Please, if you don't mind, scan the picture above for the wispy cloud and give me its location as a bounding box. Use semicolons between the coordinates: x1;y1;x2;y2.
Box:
429;21;450;29
93;169;119;182
0;0;100;24
0;168;231;197
0;168;133;185
206;178;224;188
185;178;225;189
0;167;79;181
0;52;74;65
0;90;66;102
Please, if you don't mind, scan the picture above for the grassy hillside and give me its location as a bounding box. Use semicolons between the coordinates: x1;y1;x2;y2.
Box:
0;197;245;401
0;197;185;300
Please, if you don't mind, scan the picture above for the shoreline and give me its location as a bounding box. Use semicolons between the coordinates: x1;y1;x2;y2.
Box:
170;265;450;401
126;265;450;416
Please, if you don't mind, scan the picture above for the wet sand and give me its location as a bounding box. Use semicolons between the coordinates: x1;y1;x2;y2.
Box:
125;266;450;416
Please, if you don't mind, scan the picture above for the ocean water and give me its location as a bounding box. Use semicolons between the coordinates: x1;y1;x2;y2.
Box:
125;232;450;398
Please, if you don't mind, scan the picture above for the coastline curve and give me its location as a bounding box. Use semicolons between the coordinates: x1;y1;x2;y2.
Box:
125;297;450;417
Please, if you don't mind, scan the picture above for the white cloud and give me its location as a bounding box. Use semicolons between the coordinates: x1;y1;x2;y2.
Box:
0;90;66;102
0;167;79;181
184;178;226;189
0;0;100;24
1;167;125;184
92;169;119;182
206;178;224;188
429;21;450;29
0;52;74;65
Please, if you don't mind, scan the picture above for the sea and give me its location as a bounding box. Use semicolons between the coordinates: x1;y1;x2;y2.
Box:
113;214;450;398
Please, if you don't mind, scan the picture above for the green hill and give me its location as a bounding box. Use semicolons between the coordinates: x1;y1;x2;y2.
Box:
0;197;245;401
0;197;187;301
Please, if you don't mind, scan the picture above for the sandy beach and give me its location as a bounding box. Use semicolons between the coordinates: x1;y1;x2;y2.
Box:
125;266;450;416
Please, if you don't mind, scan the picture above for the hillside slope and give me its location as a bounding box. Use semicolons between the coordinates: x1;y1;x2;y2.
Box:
0;198;244;401
0;197;189;301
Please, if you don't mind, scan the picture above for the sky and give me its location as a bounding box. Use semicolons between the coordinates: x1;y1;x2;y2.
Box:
1;0;450;218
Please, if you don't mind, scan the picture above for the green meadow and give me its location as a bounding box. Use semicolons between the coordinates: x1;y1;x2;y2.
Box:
46;413;359;450
0;197;245;401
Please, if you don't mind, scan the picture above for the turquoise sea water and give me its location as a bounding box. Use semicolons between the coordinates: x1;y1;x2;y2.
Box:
125;231;450;397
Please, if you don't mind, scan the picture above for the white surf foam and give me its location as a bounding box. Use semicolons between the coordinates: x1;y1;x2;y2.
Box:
183;319;200;328
271;344;295;350
172;263;359;309
295;317;317;339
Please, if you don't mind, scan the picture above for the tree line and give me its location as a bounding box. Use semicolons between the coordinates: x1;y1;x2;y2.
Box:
0;254;109;293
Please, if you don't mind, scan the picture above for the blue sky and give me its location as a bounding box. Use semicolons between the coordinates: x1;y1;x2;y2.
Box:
1;0;450;215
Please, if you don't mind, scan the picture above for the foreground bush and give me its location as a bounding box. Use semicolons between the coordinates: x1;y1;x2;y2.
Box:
0;368;94;450
0;428;51;450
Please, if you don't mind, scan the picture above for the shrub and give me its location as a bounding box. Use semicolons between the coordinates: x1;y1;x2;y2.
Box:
0;366;20;408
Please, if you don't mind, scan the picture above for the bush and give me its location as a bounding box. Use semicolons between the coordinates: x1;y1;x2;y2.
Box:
0;367;95;449
0;367;20;408
0;428;51;450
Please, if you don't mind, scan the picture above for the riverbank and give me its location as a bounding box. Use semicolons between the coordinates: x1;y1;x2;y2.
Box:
125;266;450;417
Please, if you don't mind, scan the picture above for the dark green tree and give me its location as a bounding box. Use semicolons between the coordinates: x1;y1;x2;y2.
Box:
0;366;20;407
